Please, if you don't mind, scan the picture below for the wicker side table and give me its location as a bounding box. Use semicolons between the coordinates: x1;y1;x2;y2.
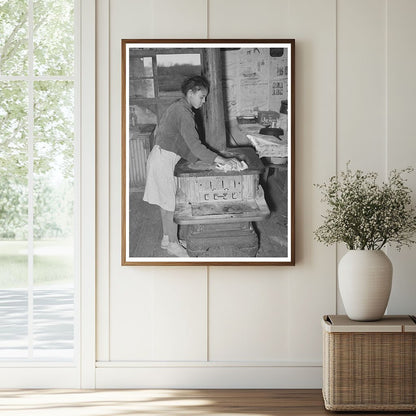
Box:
322;315;416;411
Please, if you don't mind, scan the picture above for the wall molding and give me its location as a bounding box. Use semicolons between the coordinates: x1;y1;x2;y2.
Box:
96;360;321;368
96;365;322;388
0;368;80;389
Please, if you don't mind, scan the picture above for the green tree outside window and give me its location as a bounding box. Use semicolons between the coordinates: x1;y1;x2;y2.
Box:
1;0;75;288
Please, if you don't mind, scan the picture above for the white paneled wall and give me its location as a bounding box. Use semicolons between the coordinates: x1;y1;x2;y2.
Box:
208;268;290;362
111;268;208;361
386;0;416;314
337;0;387;172
95;0;416;388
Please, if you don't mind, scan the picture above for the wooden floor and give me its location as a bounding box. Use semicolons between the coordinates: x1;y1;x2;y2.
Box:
0;389;413;415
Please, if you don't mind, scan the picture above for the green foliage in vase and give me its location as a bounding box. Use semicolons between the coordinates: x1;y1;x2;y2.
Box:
314;164;416;250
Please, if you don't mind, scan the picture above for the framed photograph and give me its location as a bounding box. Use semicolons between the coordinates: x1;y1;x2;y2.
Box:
122;39;295;265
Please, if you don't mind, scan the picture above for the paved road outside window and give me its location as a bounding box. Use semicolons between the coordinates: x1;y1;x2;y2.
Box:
0;288;74;360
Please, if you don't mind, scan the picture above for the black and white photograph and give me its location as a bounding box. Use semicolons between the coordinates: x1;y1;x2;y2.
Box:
122;40;295;265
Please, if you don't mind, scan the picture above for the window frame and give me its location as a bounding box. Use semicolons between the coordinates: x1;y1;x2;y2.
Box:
0;0;96;388
129;48;203;123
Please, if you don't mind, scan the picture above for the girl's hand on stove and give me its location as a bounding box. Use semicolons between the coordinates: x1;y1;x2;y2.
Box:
214;156;240;170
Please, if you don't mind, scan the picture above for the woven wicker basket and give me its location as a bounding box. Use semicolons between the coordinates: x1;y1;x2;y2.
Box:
322;315;416;411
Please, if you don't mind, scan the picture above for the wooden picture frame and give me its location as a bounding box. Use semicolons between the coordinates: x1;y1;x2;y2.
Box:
122;39;295;265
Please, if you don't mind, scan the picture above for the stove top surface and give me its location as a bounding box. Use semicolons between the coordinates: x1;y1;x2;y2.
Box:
174;147;263;177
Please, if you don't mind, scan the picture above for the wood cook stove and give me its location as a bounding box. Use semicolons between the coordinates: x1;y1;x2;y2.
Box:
173;49;270;257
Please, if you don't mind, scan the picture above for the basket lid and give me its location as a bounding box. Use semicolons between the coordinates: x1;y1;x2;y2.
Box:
322;315;416;333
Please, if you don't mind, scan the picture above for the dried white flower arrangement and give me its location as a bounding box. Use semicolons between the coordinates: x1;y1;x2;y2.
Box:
314;164;416;250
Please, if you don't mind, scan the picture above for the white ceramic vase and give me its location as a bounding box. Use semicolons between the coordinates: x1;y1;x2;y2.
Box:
338;250;393;321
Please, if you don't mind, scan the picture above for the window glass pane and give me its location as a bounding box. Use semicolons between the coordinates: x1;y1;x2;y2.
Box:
33;287;74;360
0;81;28;243
32;236;74;287
33;0;74;76
130;79;155;99
129;53;153;78
0;289;28;359
0;0;28;75
33;80;74;359
33;81;74;285
33;81;74;177
0;81;29;359
130;104;157;128
156;54;201;97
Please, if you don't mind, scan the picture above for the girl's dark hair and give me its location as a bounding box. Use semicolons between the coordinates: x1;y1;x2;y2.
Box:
181;75;210;95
